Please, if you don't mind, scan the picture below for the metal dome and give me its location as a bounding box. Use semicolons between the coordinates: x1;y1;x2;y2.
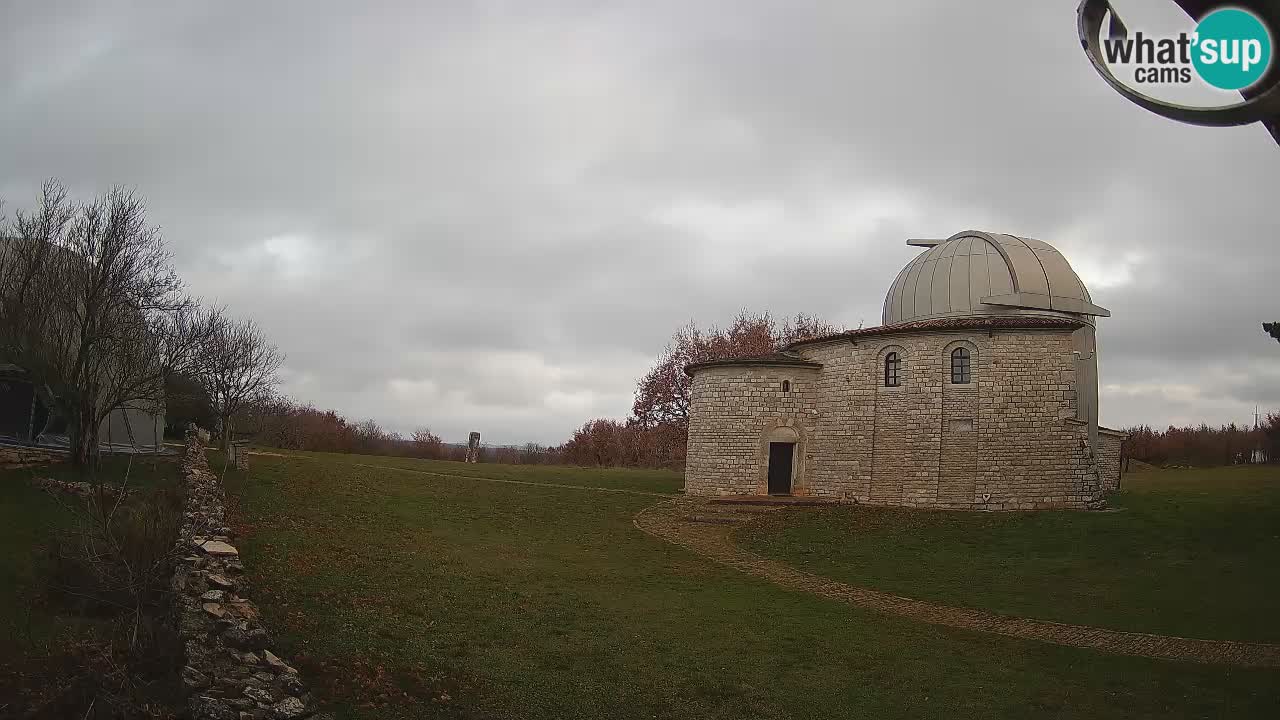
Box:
882;230;1110;326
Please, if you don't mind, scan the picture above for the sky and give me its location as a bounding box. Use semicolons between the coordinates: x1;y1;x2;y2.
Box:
2;0;1277;444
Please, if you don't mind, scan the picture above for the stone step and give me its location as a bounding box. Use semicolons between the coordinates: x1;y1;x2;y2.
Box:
708;495;838;507
701;504;780;514
682;513;749;525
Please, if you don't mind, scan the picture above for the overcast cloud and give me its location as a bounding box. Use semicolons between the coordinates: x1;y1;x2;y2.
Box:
2;0;1277;444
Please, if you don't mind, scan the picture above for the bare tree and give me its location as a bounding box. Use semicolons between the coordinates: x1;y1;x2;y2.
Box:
520;442;544;464
0;181;208;472
195;313;283;449
412;426;443;458
351;418;389;453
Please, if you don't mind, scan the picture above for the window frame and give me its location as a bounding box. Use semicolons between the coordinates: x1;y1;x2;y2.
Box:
884;351;901;387
951;347;972;384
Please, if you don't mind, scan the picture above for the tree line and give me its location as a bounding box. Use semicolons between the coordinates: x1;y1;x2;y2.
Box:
216;394;563;464
1121;416;1279;467
195;309;838;469
9;181;1272;473
559;311;840;468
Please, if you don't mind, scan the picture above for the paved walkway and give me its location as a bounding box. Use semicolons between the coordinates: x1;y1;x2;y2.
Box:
634;497;1280;668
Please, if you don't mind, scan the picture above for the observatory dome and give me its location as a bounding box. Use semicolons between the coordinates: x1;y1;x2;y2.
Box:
882;231;1110;326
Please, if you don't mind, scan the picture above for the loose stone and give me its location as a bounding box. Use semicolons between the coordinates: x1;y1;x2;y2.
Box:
269;697;309;720
201;540;240;556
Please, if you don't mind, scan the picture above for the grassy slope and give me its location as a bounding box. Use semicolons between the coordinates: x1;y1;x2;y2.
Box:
227;454;1279;720
742;465;1280;643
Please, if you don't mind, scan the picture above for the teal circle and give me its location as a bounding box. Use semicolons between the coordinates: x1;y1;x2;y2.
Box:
1192;8;1272;90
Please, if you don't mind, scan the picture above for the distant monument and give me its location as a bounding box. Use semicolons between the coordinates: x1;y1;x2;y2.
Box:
465;431;481;463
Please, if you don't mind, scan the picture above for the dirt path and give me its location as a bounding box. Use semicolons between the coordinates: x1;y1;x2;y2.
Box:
634;497;1280;669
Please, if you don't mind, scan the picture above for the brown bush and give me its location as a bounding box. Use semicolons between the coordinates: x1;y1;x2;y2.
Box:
1122;414;1278;467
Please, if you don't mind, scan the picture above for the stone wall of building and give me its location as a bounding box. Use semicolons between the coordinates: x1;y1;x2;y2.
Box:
1097;427;1126;492
684;366;819;495
685;328;1110;510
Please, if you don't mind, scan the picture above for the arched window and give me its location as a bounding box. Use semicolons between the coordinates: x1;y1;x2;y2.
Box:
781;380;790;393
951;347;971;384
884;352;900;387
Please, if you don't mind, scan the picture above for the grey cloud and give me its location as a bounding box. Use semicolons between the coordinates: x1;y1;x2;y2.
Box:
2;0;1277;444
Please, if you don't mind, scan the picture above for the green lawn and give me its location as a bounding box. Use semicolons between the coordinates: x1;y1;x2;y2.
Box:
226;454;1280;719
742;465;1280;643
0;467;83;649
245;448;685;494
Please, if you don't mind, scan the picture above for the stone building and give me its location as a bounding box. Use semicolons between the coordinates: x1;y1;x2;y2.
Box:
684;230;1126;510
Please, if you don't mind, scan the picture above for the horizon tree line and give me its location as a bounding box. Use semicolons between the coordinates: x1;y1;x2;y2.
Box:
5;180;1272;472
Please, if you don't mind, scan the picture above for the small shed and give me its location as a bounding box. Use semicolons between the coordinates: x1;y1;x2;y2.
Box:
0;362;165;452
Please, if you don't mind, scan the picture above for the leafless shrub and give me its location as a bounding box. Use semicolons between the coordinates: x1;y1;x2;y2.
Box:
46;463;183;643
8;458;188;718
412;426;444;459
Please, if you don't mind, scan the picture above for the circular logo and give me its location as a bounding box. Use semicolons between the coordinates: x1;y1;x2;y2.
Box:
1191;8;1273;90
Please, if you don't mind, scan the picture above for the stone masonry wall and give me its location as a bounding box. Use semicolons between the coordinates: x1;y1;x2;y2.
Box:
685;366;819;495
171;430;325;720
685;329;1109;510
971;331;1097;509
1097;428;1126;492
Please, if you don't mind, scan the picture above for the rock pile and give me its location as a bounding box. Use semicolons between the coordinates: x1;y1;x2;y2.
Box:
33;476;130;498
171;429;325;720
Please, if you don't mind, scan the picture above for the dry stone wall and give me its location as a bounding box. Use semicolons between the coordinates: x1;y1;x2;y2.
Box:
171;430;326;720
686;329;1124;510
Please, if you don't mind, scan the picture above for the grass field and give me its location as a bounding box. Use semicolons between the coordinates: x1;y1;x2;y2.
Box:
0;465;89;650
741;465;1280;643
225;451;1280;719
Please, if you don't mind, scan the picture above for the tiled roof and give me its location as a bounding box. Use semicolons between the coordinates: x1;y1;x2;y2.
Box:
786;316;1085;349
684;351;823;376
683;316;1083;375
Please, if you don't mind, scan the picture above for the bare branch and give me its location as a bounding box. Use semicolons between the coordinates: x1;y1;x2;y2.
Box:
194;313;284;448
0;181;194;469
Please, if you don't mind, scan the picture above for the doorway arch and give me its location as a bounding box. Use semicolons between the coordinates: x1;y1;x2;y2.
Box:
762;424;803;495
